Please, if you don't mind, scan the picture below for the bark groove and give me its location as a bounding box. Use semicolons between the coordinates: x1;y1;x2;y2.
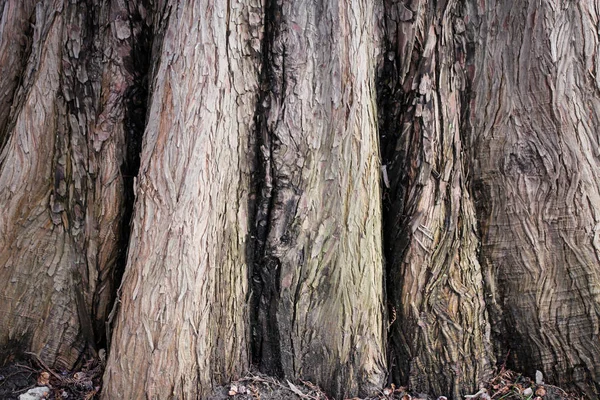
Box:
0;0;36;153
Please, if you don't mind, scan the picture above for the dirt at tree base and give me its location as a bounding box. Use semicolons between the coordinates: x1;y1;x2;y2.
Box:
0;361;37;399
0;355;102;400
208;369;584;400
0;360;584;400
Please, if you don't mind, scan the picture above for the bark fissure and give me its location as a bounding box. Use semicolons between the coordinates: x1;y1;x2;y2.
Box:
0;1;36;155
104;0;153;350
250;0;284;379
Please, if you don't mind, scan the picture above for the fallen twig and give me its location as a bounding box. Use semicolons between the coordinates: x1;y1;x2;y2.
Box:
25;352;63;381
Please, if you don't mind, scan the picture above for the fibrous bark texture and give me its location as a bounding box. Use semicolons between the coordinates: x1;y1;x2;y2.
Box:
378;0;494;397
469;0;600;395
0;0;134;368
102;0;262;398
252;0;387;398
5;0;600;398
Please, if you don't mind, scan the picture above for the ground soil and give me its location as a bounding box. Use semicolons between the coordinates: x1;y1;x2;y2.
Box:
0;355;102;400
0;357;585;400
0;361;37;399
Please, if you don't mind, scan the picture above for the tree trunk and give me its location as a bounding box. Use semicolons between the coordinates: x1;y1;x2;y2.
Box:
101;0;262;398
378;1;494;397
469;0;600;395
252;0;386;398
0;0;135;368
2;0;600;398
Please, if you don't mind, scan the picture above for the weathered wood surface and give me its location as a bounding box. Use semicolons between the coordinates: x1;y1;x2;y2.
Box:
251;0;387;397
0;0;133;368
469;0;600;395
2;0;600;398
102;0;263;398
378;0;494;397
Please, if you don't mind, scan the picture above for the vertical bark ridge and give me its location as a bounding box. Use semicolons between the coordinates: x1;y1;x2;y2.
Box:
378;0;494;397
469;0;600;395
102;0;263;397
253;0;387;397
0;0;135;368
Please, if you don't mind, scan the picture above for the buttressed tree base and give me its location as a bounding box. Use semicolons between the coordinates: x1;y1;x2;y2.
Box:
0;0;598;399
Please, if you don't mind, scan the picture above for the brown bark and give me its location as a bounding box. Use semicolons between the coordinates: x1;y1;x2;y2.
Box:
101;0;263;398
0;0;134;368
469;0;600;395
378;0;494;397
252;0;387;398
2;0;600;398
0;0;36;153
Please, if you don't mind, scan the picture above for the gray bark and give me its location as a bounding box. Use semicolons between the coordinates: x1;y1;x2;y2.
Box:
101;0;262;398
379;1;494;397
1;0;600;399
469;0;600;395
252;0;387;398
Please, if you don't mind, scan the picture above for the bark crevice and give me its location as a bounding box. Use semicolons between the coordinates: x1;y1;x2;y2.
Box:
103;0;153;351
0;4;35;155
250;0;284;379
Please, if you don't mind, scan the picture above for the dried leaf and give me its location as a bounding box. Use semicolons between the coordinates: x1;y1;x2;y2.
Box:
37;371;50;386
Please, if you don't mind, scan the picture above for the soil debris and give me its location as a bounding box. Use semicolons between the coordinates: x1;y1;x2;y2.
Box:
484;367;583;400
210;368;585;400
0;357;587;400
0;351;105;400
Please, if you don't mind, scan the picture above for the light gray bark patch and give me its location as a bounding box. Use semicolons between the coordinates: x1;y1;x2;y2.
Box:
102;0;263;398
253;0;387;398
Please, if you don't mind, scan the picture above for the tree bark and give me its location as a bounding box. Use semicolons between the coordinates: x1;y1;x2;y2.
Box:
251;0;387;397
378;1;494;397
2;0;600;398
0;0;36;153
469;0;600;395
101;0;262;398
0;0;134;368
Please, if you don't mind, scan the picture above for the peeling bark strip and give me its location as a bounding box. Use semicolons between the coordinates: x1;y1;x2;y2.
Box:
470;0;600;395
378;0;494;397
253;0;386;398
102;0;262;398
0;0;135;368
